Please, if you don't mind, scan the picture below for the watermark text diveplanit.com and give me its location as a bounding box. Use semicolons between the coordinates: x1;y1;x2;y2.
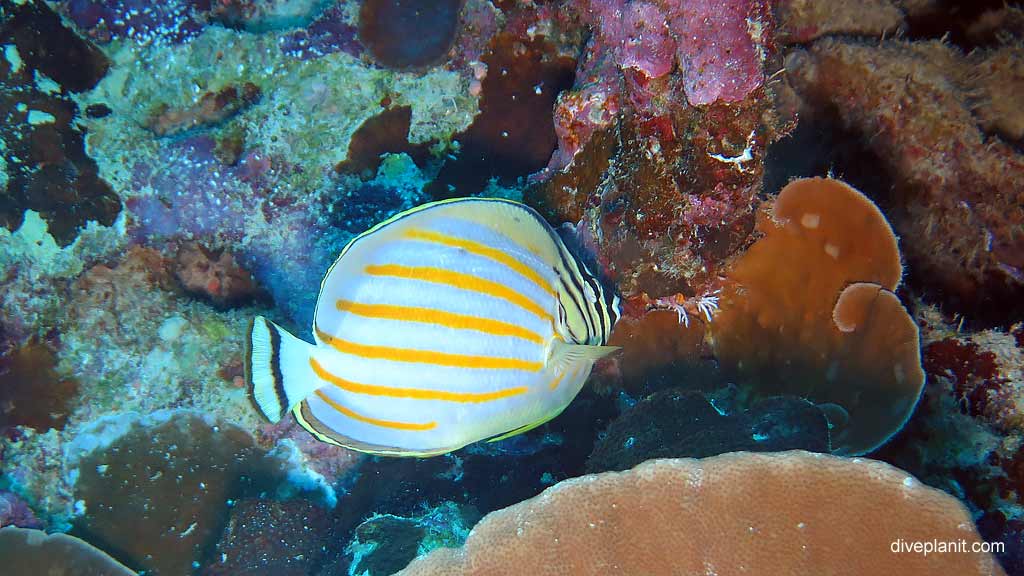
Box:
891;538;1005;557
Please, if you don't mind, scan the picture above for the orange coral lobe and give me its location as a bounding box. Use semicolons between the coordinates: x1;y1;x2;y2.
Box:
712;177;923;455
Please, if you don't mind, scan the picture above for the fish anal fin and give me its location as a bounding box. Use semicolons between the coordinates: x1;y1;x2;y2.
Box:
293;402;461;458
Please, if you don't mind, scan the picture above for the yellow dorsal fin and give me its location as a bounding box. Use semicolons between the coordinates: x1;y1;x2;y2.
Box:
549;340;619;370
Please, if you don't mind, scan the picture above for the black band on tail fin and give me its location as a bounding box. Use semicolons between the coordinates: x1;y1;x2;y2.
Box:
268;323;287;413
248;316;287;423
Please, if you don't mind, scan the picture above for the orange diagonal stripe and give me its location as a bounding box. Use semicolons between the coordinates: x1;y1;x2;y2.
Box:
364;264;551;320
311;357;528;402
335;299;545;345
316;328;544;371
313;390;436;431
403;228;557;298
548;372;566;390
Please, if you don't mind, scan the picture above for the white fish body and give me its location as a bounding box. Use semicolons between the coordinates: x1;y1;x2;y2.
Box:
247;198;620;456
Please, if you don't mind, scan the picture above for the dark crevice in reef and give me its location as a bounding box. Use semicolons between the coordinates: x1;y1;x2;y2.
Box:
426;33;576;199
762;103;1024;330
901;0;1020;51
334;105;434;179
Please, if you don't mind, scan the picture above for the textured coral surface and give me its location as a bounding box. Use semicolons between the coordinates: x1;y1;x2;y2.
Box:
400;451;1005;575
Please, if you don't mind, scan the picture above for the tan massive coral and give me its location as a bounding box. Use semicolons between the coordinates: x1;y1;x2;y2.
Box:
398;451;1005;576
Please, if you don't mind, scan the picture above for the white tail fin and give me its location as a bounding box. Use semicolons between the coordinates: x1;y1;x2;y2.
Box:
246;316;323;423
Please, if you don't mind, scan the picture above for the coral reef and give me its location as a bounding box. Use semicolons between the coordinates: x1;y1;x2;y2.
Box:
0;525;137;576
203;497;334;576
872;305;1024;569
784;37;1024;327
712;178;923;455
1;1;1019;574
71;415;293;575
399;451;1005;575
0;0;120;246
524;0;780;335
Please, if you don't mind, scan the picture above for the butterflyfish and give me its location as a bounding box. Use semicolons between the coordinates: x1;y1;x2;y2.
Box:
246;197;621;457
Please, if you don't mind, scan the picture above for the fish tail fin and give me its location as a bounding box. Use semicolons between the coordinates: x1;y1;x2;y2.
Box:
549;340;620;371
246;315;322;423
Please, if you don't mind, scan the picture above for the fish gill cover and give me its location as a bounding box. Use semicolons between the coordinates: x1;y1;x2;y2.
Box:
0;0;1020;574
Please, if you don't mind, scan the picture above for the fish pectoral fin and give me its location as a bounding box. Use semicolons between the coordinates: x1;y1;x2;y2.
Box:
549;340;620;371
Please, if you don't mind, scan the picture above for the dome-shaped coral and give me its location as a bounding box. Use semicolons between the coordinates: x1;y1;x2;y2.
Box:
0;526;136;575
358;0;463;70
398;451;1005;575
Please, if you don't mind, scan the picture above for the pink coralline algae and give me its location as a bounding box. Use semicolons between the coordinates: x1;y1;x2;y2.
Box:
595;2;676;80
528;0;777;345
670;0;768;105
538;0;773;178
574;0;769;112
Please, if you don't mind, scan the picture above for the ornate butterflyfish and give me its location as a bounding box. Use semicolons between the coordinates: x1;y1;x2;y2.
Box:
246;197;621;456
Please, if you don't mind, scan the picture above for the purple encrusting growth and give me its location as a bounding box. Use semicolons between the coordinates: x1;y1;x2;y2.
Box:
60;0;210;45
124;135;426;328
0;491;43;530
125;136;321;326
126;137;251;243
280;2;362;61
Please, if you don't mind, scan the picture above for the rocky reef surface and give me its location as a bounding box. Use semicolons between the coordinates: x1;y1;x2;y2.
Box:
0;0;1021;574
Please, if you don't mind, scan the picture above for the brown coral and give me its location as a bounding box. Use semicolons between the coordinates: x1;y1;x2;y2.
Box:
335;105;433;178
398;451;1005;576
73;415;289;576
712;178;923;455
0;526;137;576
776;0;905;43
0;340;79;434
785;38;1024;326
